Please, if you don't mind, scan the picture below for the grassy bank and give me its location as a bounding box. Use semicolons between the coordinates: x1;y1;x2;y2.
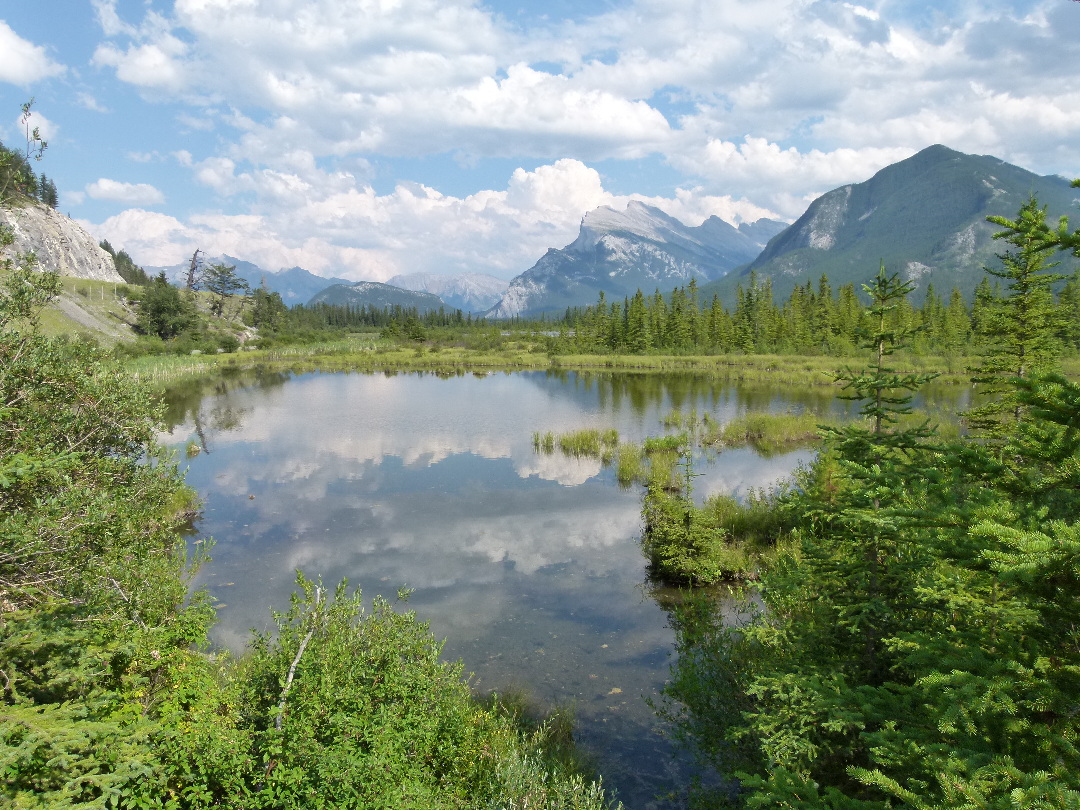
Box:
122;334;1048;389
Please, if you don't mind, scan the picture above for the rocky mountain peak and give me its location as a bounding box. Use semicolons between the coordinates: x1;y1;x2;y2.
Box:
486;202;787;318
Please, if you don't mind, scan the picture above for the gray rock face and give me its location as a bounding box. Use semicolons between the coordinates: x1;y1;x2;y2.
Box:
486;201;786;318
1;203;120;282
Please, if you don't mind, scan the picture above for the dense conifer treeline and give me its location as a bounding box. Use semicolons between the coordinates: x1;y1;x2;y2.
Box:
558;268;1080;357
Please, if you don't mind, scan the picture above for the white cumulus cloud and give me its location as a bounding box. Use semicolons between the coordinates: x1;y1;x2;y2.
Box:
76;0;1080;277
86;178;166;205
0;22;65;86
90;157;785;280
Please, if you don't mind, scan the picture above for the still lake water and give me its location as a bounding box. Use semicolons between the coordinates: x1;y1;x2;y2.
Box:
162;368;961;807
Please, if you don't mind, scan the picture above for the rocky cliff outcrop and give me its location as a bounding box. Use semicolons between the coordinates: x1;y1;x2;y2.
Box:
0;202;120;282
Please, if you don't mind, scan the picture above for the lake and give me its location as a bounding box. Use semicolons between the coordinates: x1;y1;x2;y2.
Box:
162;367;957;807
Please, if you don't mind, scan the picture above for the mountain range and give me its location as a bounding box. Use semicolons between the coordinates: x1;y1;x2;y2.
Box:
11;144;1078;324
486;202;786;318
703;144;1079;306
138;146;1077;318
308;280;446;312
147;255;354;305
386;272;508;314
144;256;506;314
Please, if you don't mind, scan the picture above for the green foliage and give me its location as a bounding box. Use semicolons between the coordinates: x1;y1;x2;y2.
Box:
199;262;249;318
134;273;200;341
659;216;1080;808
642;487;731;585
0;101;47;206
970;197;1067;441
234;575;615;809
639;451;780;585
100;240;151;286
247;287;286;331
0;224;240;807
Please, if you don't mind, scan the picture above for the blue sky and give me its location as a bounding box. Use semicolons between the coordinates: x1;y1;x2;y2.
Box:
1;0;1078;281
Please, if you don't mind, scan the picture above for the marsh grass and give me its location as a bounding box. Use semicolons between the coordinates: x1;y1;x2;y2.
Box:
708;411;832;455
615;442;645;487
645;450;680;492
662;408;698;430
703;490;794;549
479;687;590;778
122;336;1076;392
643;433;688;454
557;427;617;460
532;431;556;453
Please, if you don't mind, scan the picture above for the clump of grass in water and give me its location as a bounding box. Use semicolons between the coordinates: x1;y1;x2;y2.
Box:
662;408;699;430
615;442;645;487
645;450;680;493
556;428;619;461
642;432;688;454
479;687;600;789
703;489;794;549
532;431;556;453
708;411;827;455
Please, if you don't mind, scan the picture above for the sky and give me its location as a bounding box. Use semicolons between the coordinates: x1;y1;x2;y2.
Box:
1;0;1078;282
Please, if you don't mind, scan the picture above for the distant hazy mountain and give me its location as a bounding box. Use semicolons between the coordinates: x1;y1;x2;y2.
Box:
386;272;508;314
308;281;446;312
147;255;351;304
486;201;786;318
704;144;1080;306
255;265;355;304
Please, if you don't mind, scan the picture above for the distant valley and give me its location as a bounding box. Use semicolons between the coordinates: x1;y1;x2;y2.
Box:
144;257;509;315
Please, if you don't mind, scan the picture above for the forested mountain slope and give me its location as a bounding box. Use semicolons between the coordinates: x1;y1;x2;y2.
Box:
704;144;1079;306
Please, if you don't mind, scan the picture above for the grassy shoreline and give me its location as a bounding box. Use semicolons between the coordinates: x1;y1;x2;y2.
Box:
123;336;1060;388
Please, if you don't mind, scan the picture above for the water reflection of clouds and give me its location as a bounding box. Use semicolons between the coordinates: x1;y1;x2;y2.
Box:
699;447;815;500
180;371;815;808
514;452;602;486
197;456;645;655
180;373;615;486
183;373;809;660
